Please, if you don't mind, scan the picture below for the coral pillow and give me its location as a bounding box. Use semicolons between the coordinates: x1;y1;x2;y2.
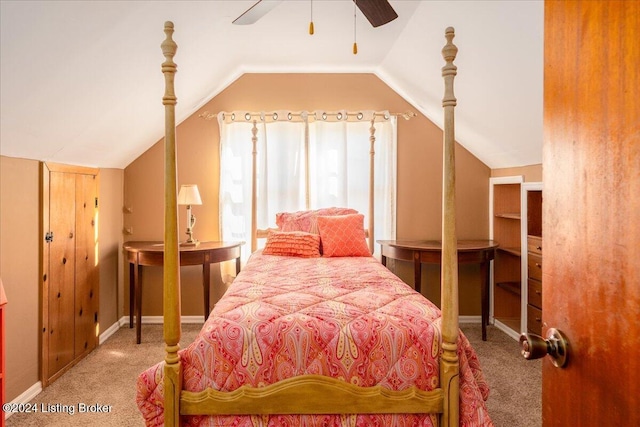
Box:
316;214;371;257
263;231;321;258
276;207;358;234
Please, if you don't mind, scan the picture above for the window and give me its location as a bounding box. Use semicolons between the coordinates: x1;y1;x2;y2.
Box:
218;110;397;272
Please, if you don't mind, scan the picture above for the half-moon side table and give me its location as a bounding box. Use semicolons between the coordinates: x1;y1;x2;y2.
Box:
124;241;244;343
378;239;498;341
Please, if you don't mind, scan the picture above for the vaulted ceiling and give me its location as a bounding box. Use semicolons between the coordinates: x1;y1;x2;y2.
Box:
0;1;543;170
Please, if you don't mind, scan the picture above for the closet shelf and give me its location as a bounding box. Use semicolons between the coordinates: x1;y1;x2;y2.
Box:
495;213;521;220
497;247;521;257
496;281;522;296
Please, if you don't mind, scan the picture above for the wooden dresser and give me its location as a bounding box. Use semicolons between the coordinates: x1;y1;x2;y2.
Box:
526;235;543;334
525;189;543;335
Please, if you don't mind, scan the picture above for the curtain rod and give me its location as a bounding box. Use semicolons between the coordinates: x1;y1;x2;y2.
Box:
198;110;417;121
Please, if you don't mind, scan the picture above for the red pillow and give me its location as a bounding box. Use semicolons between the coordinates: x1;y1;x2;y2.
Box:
316;214;371;257
263;231;321;258
276;207;358;234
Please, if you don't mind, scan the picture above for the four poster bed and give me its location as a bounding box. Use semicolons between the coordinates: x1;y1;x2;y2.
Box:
136;22;493;427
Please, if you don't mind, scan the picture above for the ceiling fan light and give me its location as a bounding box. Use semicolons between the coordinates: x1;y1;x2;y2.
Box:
309;21;314;35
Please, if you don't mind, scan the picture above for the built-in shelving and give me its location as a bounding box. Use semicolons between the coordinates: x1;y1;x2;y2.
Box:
490;176;524;339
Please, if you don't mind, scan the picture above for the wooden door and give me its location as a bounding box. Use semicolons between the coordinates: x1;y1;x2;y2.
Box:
42;163;99;385
542;1;639;425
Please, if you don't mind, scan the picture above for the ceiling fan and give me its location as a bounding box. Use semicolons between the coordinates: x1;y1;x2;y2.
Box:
233;0;398;28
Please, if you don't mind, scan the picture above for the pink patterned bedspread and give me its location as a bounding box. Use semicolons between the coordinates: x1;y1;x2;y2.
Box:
136;252;493;426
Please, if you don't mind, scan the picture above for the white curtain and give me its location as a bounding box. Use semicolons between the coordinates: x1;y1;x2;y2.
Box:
219;110;397;281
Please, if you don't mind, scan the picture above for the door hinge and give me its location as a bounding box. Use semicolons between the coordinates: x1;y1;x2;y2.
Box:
45;231;54;243
95;197;98;208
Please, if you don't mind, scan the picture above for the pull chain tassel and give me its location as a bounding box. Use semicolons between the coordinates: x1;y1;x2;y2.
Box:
309;0;314;35
352;0;357;54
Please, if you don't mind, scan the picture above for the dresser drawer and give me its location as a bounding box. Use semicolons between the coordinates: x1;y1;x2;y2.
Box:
527;235;543;255
528;253;543;281
527;278;542;309
527;304;543;335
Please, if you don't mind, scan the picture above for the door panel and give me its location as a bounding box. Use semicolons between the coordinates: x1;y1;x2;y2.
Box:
48;171;76;375
74;174;99;358
543;1;639;425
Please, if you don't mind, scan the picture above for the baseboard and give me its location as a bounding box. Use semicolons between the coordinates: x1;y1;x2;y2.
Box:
117;315;205;326
458;315;482;324
99;320;122;345
4;381;42;421
493;319;521;340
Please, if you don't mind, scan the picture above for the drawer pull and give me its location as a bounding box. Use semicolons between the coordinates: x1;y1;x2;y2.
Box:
535;263;542;268
535;290;541;295
536;246;542;251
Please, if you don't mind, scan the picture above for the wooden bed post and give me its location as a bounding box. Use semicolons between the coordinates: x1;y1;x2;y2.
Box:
251;120;258;252
440;27;459;427
161;21;182;427
369;118;376;254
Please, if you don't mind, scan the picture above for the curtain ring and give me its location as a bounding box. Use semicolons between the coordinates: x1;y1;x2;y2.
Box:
357;112;364;120
245;112;251;121
231;113;236;121
273;112;278;120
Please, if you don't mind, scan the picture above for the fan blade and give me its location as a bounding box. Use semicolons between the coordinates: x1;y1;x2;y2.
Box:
233;0;283;25
354;0;398;28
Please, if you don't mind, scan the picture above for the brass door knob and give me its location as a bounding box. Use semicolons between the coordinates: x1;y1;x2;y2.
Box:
519;328;569;368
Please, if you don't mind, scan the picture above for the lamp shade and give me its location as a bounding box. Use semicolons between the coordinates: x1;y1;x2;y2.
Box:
177;184;202;205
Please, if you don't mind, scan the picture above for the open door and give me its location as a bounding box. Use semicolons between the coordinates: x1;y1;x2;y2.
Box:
539;1;639;425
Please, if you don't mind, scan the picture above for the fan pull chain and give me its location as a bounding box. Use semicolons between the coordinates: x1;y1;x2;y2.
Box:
309;0;314;35
353;0;358;54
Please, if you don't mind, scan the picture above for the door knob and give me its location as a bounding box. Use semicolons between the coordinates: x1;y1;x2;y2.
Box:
519;328;569;368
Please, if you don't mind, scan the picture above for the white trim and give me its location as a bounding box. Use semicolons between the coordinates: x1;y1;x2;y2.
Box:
98;320;122;345
493;319;522;341
4;382;42;421
458;315;482;324
117;315;205;326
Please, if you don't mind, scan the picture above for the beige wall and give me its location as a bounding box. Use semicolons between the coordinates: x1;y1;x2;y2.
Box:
0;155;123;401
492;164;542;182
124;73;492;318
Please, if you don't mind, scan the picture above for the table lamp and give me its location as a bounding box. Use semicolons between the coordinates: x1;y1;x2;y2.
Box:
178;184;202;246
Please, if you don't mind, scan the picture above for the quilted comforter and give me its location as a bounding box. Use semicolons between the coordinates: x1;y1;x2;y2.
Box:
136;252;493;426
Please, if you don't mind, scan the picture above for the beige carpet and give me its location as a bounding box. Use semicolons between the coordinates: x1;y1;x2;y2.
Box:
6;323;540;426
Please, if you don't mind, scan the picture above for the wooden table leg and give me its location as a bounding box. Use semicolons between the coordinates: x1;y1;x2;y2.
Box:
203;257;211;321
135;262;142;344
235;256;241;275
129;263;134;328
480;259;489;341
413;252;422;293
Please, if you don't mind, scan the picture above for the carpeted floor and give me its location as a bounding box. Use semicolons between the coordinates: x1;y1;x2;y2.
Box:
5;323;540;426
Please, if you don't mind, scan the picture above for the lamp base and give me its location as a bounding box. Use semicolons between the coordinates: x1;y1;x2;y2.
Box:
180;240;200;247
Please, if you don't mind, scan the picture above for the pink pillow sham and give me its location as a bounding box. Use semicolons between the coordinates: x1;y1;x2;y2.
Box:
316;214;371;257
276;207;358;234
